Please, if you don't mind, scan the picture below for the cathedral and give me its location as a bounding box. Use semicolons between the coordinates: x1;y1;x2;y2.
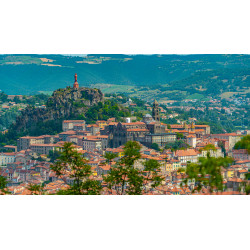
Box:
103;97;210;148
104;99;172;148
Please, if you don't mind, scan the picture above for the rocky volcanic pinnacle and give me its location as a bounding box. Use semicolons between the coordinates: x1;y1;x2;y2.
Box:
14;86;104;132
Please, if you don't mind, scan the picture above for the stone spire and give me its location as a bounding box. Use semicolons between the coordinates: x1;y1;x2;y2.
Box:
184;121;187;130
153;99;158;105
73;73;79;89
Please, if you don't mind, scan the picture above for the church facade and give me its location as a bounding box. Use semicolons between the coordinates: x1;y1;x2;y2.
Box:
104;99;177;148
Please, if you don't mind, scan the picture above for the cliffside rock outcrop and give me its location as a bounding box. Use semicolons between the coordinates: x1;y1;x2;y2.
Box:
13;86;104;133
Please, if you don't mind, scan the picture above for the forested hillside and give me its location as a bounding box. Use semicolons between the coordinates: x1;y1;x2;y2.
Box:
0;54;249;100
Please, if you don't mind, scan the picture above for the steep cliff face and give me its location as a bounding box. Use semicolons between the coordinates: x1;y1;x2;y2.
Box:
13;87;104;133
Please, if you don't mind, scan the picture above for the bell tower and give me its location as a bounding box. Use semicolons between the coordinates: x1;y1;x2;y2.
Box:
73;73;79;89
152;99;160;122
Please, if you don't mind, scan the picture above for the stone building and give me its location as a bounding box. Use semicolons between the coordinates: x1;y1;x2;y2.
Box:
62;120;86;132
104;120;176;148
232;149;250;161
209;133;242;151
17;136;45;151
136;133;177;147
107;121;149;148
170;123;210;137
146;122;166;134
0;152;16;166
103;99;178;148
30;144;61;155
142;114;154;124
86;124;100;135
82;138;102;152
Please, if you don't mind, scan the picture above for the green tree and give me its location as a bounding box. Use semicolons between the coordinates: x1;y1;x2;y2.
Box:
176;132;184;139
104;151;118;165
13;96;21;104
165;140;190;151
202;144;217;151
239;172;250;195
182;154;233;193
143;159;164;193
104;141;164;195
48;150;61;162
50;142;102;195
28;183;44;195
151;143;160;151
234;135;250;153
0;92;8;102
218;141;226;156
0;176;10;195
84;100;130;124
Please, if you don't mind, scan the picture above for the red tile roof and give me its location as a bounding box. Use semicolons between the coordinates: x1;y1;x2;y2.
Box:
175;149;198;157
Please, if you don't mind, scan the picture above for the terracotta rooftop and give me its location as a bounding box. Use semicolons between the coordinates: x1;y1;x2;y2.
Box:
175;149;199;157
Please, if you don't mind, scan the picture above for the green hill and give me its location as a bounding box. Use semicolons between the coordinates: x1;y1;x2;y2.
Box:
0;54;250;100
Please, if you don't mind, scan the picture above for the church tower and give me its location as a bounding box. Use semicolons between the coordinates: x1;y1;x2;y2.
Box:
73;73;79;89
184;121;188;130
152;99;160;122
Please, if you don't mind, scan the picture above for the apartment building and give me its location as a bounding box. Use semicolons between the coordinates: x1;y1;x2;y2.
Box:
59;130;77;141
96;135;109;150
186;134;197;148
82;138;102;152
202;148;223;158
175;149;199;164
67;135;84;146
62;120;86;132
137;133;177;147
0;152;16;166
209;133;242;151
17;136;45;151
86;124;100;135
30;144;60;155
232;149;250;161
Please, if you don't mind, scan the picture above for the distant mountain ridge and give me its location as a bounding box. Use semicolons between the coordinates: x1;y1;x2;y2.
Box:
0;54;250;99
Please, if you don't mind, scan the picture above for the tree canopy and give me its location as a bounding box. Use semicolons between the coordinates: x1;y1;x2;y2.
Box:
50;142;102;195
234;135;250;154
104;141;164;195
181;154;233;193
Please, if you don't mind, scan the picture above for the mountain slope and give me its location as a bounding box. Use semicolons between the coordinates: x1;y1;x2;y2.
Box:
0;54;250;98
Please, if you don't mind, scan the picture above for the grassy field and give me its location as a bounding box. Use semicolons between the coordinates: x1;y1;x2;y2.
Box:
90;84;135;94
76;56;133;65
90;84;191;102
220;88;250;99
220;92;239;99
0;55;43;65
186;93;205;100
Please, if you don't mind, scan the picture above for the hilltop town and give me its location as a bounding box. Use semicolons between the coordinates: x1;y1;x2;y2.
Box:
0;75;249;195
